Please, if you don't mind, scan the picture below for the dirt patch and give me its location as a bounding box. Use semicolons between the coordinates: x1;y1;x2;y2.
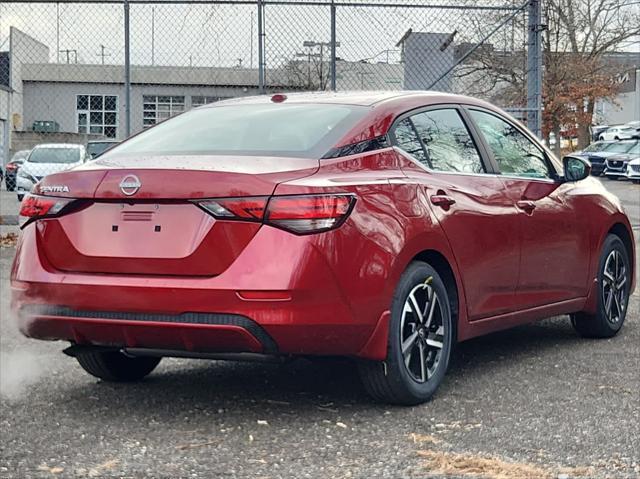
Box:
417;449;593;478
0;232;18;247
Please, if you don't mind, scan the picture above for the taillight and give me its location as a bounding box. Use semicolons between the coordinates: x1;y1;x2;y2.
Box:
194;194;355;234
266;194;355;234
19;194;75;227
196;197;268;221
6;163;18;172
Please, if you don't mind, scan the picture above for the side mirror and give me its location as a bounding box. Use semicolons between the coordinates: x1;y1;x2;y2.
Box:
563;155;591;182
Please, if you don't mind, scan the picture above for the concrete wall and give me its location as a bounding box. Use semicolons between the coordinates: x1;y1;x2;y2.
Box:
22;82;259;140
9;28;49;132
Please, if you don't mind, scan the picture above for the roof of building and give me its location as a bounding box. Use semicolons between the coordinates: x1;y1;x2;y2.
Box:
20;62;295;87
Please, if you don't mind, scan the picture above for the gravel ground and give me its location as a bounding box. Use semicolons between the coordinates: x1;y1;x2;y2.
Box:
0;179;638;479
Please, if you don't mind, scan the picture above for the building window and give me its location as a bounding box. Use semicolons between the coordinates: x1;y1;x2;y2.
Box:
191;96;225;108
143;95;185;128
77;95;118;138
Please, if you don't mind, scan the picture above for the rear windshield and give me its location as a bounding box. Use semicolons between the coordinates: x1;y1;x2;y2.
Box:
28;147;81;163
105;103;369;159
604;141;638;153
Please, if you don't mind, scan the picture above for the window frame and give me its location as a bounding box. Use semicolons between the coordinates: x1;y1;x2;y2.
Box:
462;105;562;182
388;103;494;176
143;95;186;128
75;94;119;139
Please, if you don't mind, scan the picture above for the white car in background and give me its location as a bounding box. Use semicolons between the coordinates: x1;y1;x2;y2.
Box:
16;144;90;201
598;125;635;141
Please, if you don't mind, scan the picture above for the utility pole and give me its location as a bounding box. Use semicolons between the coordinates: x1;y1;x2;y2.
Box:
97;44;110;65
302;40;340;91
527;0;544;138
59;49;77;64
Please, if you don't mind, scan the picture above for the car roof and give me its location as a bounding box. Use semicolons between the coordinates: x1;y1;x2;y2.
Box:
209;90;485;108
33;143;84;149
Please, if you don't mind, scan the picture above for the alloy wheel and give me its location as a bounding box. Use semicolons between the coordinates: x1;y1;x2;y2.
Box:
400;280;446;383
602;250;628;324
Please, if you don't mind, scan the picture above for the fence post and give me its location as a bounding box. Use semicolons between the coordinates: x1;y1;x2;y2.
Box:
124;0;131;137
526;0;542;138
330;1;337;91
257;0;265;93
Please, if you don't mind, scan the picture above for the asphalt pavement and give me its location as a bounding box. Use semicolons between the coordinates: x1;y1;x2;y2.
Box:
0;179;638;479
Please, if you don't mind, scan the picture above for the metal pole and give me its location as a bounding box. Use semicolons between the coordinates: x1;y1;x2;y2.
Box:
56;2;60;63
330;2;337;91
151;6;155;66
527;0;542;138
257;0;265;93
124;0;131;137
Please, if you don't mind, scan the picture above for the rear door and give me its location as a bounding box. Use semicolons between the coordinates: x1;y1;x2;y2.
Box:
390;106;520;320
466;107;590;308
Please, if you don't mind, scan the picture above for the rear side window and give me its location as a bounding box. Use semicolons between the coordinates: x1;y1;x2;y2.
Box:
469;110;551;179
392;108;484;174
105;104;369;159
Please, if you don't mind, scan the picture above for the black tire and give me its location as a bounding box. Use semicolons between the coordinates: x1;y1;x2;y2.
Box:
598;136;605;141
571;234;631;338
17;194;24;201
358;261;453;405
76;350;161;382
632;180;640;185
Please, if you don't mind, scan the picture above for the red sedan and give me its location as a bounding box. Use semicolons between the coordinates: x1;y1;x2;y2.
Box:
11;92;635;405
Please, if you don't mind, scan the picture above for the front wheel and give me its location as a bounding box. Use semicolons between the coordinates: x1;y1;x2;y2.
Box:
16;194;24;202
571;234;631;338
76;350;161;382
358;261;453;405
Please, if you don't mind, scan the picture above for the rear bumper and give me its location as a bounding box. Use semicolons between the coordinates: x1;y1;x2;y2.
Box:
11;223;389;358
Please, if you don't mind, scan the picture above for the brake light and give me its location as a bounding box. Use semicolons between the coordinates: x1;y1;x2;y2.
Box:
196;197;268;220
19;194;74;225
6;163;18;171
266;194;355;233
195;194;355;234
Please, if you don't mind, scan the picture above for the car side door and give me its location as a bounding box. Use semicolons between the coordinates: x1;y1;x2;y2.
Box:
390;106;521;321
466;107;591;309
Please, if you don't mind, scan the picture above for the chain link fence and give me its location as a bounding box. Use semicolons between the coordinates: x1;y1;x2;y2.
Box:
1;0;538;176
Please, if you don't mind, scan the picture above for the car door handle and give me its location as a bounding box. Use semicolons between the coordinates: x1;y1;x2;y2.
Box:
430;194;456;208
516;200;536;213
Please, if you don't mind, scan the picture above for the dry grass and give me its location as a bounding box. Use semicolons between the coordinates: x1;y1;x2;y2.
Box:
0;232;18;247
418;450;593;479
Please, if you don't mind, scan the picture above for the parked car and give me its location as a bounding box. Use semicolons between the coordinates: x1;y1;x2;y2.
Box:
604;142;640;180
87;139;119;159
598;125;635;141
16;144;89;201
575;139;639;175
4;149;30;191
590;125;609;142
624;120;640;140
626;157;640;183
11;92;635;405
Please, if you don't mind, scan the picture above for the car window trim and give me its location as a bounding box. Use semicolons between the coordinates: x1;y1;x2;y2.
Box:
462;105;562;182
388;103;493;176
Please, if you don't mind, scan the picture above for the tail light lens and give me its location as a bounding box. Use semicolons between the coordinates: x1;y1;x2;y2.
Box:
196;197;268;220
266;194;355;234
195;194;355;234
19;194;75;227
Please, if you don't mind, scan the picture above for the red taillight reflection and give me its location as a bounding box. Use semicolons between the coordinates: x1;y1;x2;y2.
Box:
19;194;73;221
